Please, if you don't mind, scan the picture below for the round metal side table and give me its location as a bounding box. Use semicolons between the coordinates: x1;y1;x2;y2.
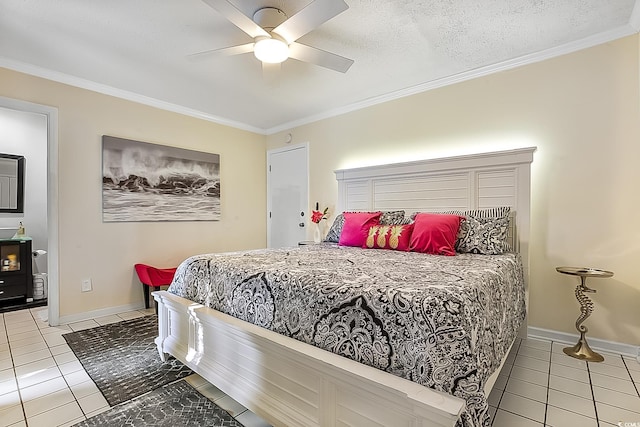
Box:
556;266;613;362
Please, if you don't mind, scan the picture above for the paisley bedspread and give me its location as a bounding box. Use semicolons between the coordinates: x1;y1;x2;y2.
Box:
168;244;526;427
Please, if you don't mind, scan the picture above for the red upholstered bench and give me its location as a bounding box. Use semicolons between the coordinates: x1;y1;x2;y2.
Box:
134;264;177;309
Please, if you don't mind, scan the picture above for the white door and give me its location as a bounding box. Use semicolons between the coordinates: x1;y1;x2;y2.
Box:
267;143;309;248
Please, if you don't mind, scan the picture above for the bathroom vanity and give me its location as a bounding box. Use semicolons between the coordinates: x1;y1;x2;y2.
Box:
0;238;33;303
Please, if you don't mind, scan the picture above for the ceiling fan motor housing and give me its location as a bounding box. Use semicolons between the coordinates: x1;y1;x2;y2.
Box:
253;7;287;32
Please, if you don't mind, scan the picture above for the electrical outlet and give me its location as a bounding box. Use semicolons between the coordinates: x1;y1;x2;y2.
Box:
81;278;92;292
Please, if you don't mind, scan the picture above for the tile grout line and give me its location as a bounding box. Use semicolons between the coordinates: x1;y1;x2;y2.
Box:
504;340;607;425
8;311;30;427
46;310;145;423
490;338;524;426
543;341;553;426
22;308;89;425
489;338;518;425
550;342;604;424
60;312;143;421
0;314;22;426
498;350;550;424
591;354;640;419
621;357;640;399
585;361;602;427
27;307;76;425
2;309;92;427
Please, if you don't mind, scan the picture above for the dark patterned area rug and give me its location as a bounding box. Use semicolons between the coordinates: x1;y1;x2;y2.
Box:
63;315;193;406
73;380;243;427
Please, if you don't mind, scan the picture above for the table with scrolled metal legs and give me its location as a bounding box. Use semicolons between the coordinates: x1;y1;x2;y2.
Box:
556;266;614;362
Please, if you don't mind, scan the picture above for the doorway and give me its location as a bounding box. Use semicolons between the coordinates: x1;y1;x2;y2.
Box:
0;96;59;325
267;143;309;248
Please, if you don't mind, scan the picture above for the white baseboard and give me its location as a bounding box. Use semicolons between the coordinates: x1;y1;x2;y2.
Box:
528;326;640;360
57;302;145;325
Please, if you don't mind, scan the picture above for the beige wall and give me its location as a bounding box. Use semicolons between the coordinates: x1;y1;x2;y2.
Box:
0;68;267;318
267;35;640;346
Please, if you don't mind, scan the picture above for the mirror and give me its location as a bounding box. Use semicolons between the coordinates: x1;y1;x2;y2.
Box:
0;153;25;213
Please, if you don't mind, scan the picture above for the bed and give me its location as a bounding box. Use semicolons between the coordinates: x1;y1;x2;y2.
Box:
154;147;536;427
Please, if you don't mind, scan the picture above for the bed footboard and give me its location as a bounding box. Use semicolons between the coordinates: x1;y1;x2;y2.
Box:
153;290;464;427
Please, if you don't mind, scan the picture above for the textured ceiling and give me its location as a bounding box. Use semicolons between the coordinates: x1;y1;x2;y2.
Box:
0;0;638;133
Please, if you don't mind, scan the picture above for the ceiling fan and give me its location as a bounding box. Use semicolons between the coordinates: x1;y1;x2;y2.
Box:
192;0;354;74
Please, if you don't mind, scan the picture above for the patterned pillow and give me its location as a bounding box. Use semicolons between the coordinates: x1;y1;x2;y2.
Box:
455;214;510;254
379;210;407;226
323;211;405;243
449;207;511;254
409;207;511;255
363;224;414;251
323;214;345;243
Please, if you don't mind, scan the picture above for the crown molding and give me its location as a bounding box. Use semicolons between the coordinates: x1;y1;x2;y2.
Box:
265;23;639;135
0;57;267;135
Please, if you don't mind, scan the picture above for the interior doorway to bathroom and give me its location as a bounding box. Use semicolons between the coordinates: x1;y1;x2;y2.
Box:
0;96;59;324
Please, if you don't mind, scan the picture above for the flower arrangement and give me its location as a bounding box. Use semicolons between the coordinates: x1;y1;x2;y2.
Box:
311;202;329;223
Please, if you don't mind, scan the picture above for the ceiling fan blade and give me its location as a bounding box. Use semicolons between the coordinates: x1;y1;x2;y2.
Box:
272;0;348;43
201;0;269;39
288;42;354;73
262;62;281;86
187;43;255;61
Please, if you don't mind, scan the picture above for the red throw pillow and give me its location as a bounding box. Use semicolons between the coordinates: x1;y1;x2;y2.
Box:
363;224;414;251
409;213;461;256
339;212;382;247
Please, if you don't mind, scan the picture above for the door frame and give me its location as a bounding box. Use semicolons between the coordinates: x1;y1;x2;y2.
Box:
0;96;59;326
266;142;309;248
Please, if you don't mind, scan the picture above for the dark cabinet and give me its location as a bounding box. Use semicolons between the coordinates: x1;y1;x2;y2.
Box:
0;239;33;302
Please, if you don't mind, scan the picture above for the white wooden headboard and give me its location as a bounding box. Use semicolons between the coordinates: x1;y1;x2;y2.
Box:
334;147;536;277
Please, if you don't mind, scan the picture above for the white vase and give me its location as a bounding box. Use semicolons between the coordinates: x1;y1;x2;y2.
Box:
313;222;322;243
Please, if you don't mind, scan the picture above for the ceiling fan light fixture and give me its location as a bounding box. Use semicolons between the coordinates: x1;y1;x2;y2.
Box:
254;37;289;64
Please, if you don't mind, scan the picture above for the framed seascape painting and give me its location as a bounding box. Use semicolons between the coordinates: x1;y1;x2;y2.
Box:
102;136;220;222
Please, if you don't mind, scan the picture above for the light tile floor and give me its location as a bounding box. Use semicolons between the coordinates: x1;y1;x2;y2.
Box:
1;306;639;426
0;306;271;427
490;337;640;426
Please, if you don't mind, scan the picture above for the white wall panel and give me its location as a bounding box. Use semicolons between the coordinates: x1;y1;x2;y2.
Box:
344;181;370;211
373;174;470;213
478;170;516;208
